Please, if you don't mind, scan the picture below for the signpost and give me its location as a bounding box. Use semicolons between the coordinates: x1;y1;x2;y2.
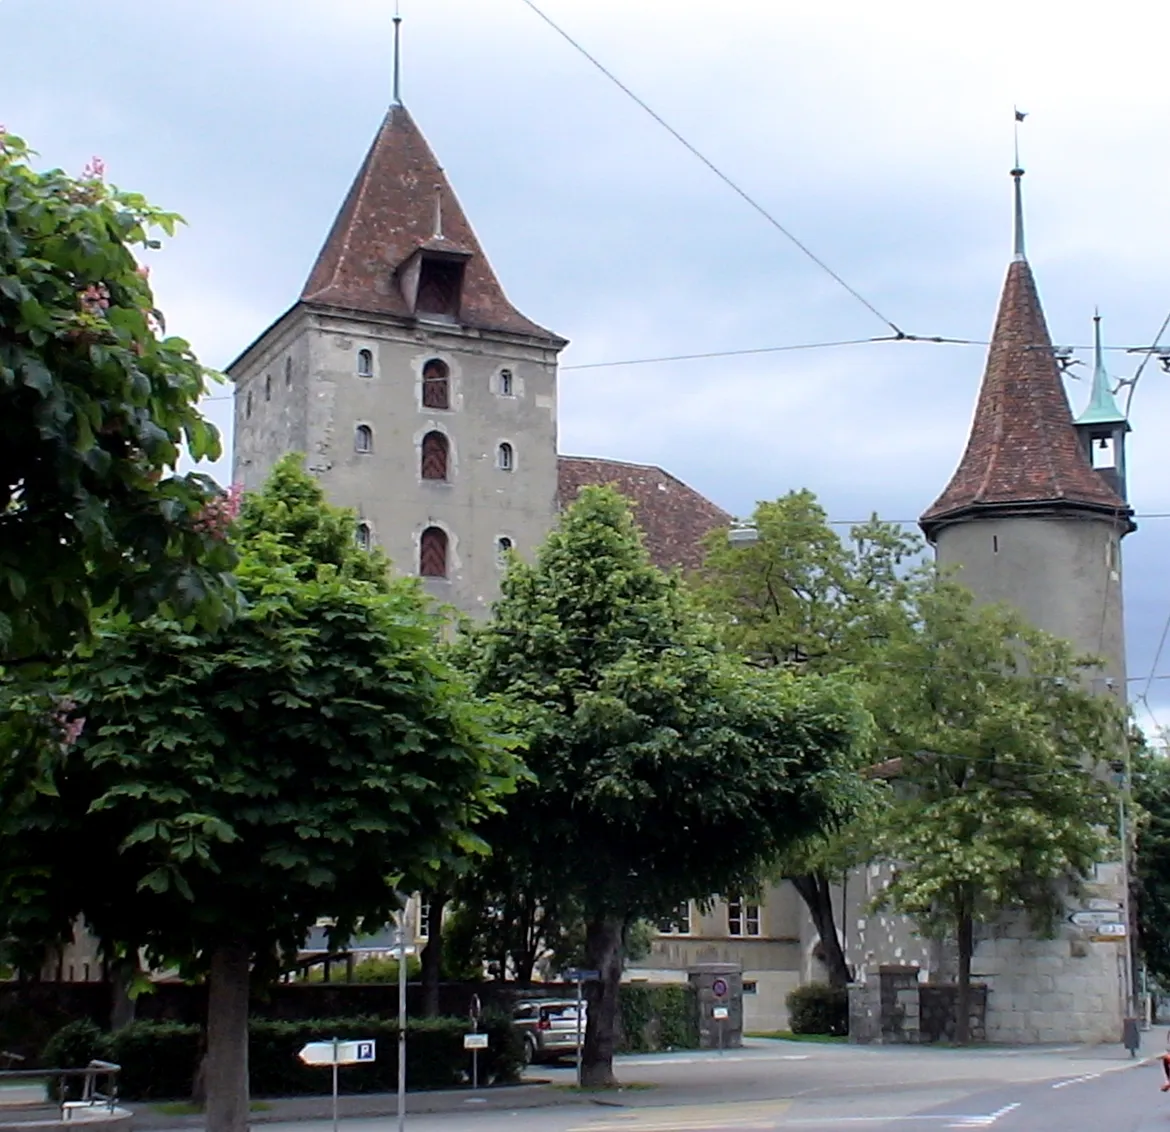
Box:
563;968;600;1087
466;994;484;1089
298;1038;377;1132
1070;910;1125;929
711;977;730;1053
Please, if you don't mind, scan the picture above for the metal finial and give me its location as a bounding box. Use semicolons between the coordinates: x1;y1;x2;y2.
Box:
433;184;443;239
392;8;403;106
1011;108;1027;262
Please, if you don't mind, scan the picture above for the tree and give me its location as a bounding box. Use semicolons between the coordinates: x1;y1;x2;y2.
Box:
873;580;1122;1043
695;491;918;986
0;130;235;663
468;486;869;1084
1133;732;1170;986
0;457;517;1132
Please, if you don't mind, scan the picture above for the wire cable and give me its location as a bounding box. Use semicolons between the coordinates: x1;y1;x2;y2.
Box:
1119;308;1170;417
515;0;904;337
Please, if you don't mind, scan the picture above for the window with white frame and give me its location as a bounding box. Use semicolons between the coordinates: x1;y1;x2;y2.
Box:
727;897;761;937
418;900;431;941
656;902;692;935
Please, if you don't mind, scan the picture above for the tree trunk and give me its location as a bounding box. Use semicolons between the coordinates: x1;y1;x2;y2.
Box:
955;903;973;1046
420;893;448;1018
109;959;138;1031
205;942;251;1132
580;917;623;1087
790;872;851;989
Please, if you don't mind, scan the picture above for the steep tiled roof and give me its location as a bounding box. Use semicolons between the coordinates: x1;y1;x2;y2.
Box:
557;456;731;572
301;104;563;344
920;258;1129;537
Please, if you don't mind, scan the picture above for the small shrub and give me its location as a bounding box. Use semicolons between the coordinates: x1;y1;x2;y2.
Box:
619;984;699;1052
785;982;848;1036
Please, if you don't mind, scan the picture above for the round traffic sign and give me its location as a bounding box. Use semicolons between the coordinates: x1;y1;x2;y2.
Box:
712;977;728;998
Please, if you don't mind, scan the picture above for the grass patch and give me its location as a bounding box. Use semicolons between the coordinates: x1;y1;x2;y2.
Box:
746;1030;849;1044
150;1101;274;1116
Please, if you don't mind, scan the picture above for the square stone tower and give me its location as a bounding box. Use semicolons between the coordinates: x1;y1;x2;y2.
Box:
229;102;567;617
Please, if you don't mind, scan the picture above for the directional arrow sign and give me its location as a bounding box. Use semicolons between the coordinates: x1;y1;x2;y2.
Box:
1069;910;1125;929
298;1040;376;1066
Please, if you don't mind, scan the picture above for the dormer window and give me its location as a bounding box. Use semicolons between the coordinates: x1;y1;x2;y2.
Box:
422;360;450;410
357;349;373;378
397;247;471;322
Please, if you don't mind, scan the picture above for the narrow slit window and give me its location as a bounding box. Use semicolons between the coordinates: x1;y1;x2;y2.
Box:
357;349;373;378
422;359;450;409
497;442;514;471
355;424;373;454
421;431;449;481
499;368;514;396
265;374;272;401
419;526;448;578
245;391;253;419
993;535;999;554
285;357;293;387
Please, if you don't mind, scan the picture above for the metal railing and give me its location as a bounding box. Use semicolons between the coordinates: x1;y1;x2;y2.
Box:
0;1061;121;1119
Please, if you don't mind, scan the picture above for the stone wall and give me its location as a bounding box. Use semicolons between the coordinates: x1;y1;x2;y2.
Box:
848;968;986;1045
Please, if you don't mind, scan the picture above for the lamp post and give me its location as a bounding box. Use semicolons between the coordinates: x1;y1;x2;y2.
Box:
390;901;417;1132
1112;761;1138;1050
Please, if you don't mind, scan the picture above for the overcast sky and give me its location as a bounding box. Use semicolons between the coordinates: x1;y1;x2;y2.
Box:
5;0;1169;723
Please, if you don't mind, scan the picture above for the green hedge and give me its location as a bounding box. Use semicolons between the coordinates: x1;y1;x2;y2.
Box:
41;1014;523;1101
785;982;848;1036
619;984;699;1052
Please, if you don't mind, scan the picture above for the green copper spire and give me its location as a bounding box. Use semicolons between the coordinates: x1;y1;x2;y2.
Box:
1075;312;1128;426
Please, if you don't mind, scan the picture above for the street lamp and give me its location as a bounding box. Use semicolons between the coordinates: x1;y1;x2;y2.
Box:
1111;761;1138;1048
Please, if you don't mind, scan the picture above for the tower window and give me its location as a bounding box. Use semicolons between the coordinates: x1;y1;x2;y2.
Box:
421;431;449;481
245;391;253;419
285;357;293;387
416;258;464;319
264;374;272;402
497;443;514;471
499;369;514;396
357;349;373;378
496;536;513;567
419;526;448;578
422;359;450;409
355;424;373;454
1091;434;1117;470
356;522;372;552
993;535;999;554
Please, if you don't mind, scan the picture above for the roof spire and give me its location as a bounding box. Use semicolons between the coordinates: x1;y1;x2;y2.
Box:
392;2;403;106
432;183;443;239
1076;310;1128;426
1012;108;1027;262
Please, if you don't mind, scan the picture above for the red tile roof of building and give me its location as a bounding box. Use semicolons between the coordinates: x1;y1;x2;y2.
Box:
301;104;564;345
920;257;1130;538
557;456;731;572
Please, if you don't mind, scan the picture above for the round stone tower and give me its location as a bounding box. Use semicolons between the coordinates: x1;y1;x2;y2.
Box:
918;167;1134;1043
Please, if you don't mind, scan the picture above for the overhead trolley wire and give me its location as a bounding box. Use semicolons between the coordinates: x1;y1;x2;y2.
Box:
515;0;905;338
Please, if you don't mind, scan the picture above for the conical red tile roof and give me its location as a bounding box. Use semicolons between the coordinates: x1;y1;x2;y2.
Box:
920;258;1129;537
301;104;563;344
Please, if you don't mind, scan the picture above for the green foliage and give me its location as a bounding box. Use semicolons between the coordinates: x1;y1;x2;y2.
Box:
0;457;518;975
785;983;848;1036
40;1015;524;1099
618;984;698;1052
1133;734;1170;984
0;130;236;662
874;581;1121;939
470;484;868;925
347;955;423;983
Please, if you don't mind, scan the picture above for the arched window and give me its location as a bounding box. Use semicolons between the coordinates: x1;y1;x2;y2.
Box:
499;368;514;396
357;349;373;378
422;359;450;409
421;431;449;480
264;374;272;401
419;526;448;578
497;442;514;471
496;536;513;567
355;424;373;453
245;390;253;419
356;522;372;552
285;357;293;387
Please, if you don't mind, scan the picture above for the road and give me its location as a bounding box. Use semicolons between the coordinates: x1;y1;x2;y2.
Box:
170;1040;1168;1132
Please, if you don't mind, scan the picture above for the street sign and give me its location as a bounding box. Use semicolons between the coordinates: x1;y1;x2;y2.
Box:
463;1033;489;1051
1086;898;1123;913
564;968;600;981
1070;910;1125;929
1091;923;1127;940
711;978;729;998
298;1040;376;1066
712;1006;729;1020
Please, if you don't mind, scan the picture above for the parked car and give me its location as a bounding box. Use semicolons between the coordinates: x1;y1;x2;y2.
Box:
512;998;588;1064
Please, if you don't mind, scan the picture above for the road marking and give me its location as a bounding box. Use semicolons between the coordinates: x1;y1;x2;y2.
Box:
615;1054;811;1066
784;1105;1020;1127
1051;1073;1099;1088
567;1100;789;1131
946;1102;1021;1127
